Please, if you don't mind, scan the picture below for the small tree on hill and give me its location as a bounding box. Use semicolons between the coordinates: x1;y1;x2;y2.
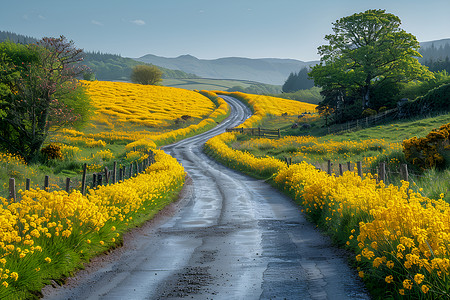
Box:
130;65;162;85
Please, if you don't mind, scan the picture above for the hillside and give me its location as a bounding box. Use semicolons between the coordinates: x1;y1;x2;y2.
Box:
134;54;318;85
0;31;198;81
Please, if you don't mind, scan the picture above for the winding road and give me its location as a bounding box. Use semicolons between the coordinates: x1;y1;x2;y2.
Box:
42;96;370;300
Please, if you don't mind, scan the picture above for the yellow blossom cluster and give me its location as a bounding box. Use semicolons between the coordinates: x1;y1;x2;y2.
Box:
206;129;449;298
82;80;216;128
0;150;185;298
403;122;450;170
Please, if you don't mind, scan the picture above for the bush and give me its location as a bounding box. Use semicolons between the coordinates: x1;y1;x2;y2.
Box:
402;122;450;170
40;143;63;160
400;83;450;117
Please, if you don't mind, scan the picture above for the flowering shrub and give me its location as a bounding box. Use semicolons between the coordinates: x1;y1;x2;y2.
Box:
40;144;63;160
403;123;450;170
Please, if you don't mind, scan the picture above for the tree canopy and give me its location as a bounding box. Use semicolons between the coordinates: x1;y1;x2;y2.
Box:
130;65;163;85
0;37;92;162
309;9;432;122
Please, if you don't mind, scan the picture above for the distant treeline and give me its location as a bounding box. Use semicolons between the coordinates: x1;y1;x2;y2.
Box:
419;42;450;73
282;67;314;93
0;31;37;44
0;31;199;81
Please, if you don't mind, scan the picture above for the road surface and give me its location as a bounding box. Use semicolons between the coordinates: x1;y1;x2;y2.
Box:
42;96;369;300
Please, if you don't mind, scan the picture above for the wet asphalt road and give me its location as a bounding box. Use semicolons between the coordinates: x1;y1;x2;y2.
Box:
42;96;370;300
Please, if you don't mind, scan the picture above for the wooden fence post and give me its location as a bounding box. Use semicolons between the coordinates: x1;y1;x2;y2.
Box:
378;162;386;183
93;173;97;188
400;164;409;182
277;129;281;138
9;178;16;202
339;163;343;176
104;167;109;184
258;127;261;137
81;163;87;195
347;161;352;171
26;178;31;191
327;160;332;175
113;161;117;184
97;173;103;186
65;178;71;193
44;175;49;191
357;161;363;178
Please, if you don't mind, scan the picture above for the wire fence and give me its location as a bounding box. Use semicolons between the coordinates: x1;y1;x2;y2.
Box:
7;150;155;202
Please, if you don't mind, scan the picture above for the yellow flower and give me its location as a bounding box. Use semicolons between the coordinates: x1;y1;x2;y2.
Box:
399;289;405;295
403;279;413;290
385;275;394;284
45;257;51;263
10;272;18;281
414;273;425;285
421;284;429;294
2;281;8;288
358;271;364;278
99;241;104;246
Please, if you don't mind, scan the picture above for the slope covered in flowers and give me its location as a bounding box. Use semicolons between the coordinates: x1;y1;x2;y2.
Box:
83;80;216;127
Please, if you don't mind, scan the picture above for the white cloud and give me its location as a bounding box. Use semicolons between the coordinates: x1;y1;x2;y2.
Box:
38;14;46;20
131;19;145;26
91;20;104;26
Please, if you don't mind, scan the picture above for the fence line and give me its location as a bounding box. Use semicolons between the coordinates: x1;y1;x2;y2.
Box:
226;127;281;138
8;150;155;202
327;108;398;135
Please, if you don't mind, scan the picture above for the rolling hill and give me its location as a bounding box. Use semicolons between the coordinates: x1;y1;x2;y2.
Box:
134;54;318;85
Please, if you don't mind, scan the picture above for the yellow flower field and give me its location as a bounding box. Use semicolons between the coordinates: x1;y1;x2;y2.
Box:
83;81;216;128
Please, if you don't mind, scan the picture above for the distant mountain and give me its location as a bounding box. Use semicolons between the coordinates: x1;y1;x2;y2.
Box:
0;31;198;81
420;38;450;49
419;38;450;63
134;54;319;85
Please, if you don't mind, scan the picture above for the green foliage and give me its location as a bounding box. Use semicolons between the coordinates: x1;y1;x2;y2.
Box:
130;65;163;85
400;83;450;117
282;67;314;93
400;70;450;100
227;82;281;94
309;9;432;122
270;86;323;105
55;83;94;129
0;37;90;162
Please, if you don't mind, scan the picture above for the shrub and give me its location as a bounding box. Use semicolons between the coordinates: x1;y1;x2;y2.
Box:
40;144;63;160
402;123;450;170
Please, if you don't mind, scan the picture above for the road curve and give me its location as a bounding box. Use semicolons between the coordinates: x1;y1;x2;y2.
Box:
42;96;369;300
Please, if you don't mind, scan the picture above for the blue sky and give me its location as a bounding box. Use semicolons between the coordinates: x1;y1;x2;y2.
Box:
1;0;449;61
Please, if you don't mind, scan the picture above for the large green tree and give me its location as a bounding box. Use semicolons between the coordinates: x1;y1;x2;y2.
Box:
309;9;431;115
0;36;91;162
